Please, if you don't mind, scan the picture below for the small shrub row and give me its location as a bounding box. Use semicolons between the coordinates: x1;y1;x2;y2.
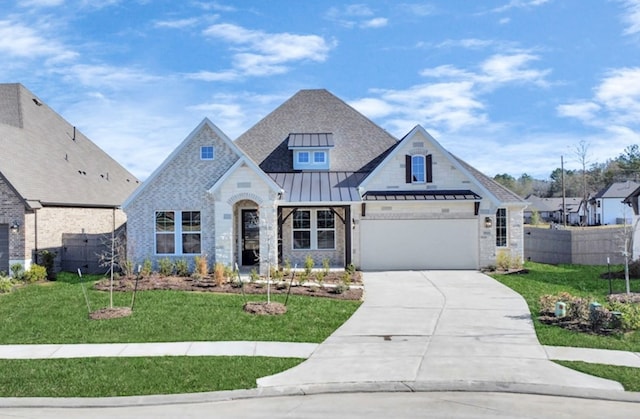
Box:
539;292;640;332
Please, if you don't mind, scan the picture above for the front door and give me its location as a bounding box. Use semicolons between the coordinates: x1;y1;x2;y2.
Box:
241;209;259;265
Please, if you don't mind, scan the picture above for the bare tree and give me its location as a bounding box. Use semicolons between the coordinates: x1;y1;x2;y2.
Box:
574;140;590;225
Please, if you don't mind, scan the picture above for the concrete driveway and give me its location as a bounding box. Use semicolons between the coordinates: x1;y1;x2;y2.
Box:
258;270;624;396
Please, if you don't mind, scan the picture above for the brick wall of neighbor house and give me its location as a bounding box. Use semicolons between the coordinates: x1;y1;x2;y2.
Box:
125;124;240;269
34;207;127;270
0;176;26;270
280;207;346;268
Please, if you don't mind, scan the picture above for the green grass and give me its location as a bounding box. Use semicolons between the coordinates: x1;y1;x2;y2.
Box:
0;273;361;344
554;361;640;392
0;356;303;397
491;262;640;352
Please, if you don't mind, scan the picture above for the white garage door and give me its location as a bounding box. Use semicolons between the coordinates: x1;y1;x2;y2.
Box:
360;219;478;270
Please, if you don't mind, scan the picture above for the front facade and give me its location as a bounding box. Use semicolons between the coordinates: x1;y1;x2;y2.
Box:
124;89;526;273
0;83;139;275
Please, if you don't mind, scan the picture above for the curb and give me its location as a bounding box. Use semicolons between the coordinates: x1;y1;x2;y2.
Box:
2;381;639;409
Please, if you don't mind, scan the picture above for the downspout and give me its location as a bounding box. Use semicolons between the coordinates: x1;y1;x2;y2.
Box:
33;208;38;265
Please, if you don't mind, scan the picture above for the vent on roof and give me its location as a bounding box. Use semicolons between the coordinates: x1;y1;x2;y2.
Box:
32;98;42;106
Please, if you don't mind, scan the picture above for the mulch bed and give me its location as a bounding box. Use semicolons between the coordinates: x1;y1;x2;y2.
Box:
89;307;132;320
93;273;363;301
243;301;287;315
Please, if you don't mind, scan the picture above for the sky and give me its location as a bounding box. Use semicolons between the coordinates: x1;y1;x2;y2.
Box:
2;0;640;181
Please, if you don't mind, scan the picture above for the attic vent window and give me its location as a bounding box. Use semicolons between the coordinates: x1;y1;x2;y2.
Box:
201;146;215;160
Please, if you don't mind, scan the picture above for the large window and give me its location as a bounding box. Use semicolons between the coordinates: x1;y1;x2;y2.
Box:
292;209;335;250
496;208;507;247
156;211;201;254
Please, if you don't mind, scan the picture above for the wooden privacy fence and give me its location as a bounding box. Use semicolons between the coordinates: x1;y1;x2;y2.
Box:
524;226;630;265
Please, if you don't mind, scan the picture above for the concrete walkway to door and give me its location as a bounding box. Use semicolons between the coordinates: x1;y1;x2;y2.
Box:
258;270;629;398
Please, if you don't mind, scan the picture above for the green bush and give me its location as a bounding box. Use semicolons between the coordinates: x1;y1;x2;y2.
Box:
0;275;13;293
140;258;153;277
304;255;314;275
24;264;47;283
609;302;640;330
175;259;190;277
10;264;24;281
38;250;56;281
158;257;174;277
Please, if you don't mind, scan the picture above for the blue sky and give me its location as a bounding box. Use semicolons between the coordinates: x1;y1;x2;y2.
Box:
3;0;640;180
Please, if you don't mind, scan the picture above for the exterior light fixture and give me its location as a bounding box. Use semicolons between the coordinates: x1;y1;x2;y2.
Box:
484;217;493;228
10;221;20;232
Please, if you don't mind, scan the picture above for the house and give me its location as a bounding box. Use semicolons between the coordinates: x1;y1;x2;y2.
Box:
123;89;526;273
524;195;584;225
622;186;640;260
588;181;640;225
0;83;139;275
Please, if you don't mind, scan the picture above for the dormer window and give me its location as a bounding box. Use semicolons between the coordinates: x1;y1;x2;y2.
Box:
288;133;334;170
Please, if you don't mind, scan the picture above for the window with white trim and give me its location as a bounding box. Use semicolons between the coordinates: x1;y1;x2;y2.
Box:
155;211;201;254
200;146;215;160
292;209;335;250
297;151;310;164
411;155;425;183
314;151;326;163
496;208;507;247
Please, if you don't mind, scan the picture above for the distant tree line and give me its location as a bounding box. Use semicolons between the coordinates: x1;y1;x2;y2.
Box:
493;144;640;198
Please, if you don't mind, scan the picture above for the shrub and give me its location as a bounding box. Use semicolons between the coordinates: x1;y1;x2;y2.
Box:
10;263;24;280
609;302;640;331
121;260;134;277
249;268;259;283
194;255;208;276
213;262;225;286
283;258;292;276
0;275;13;293
38;250;56;281
322;258;330;275
341;271;352;290
315;270;326;288
158;257;174;277
175;259;189;277
304;255;314;275
140;258;153;277
270;266;283;281
224;264;235;281
346;263;356;275
333;283;346;294
24;264;47;283
496;250;511;271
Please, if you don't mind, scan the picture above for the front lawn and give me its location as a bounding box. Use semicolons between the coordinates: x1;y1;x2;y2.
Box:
0;273;361;344
554;361;640;392
0;356;303;397
491;262;640;352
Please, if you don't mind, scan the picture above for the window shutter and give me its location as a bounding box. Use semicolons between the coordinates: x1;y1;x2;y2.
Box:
405;155;412;183
426;154;433;183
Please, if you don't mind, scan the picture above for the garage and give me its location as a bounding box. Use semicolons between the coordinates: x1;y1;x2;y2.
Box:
359;218;479;270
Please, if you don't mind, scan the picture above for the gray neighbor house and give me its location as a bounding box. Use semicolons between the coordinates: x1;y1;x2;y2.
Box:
0;83;139;275
124;89;526;273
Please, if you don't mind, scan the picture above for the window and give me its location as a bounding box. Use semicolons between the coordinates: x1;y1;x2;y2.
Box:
314;151;326;163
316;209;335;249
411;155;425;183
181;211;201;254
292;209;335;250
405;154;433;183
293;210;311;249
201;146;215;160
297;151;310;164
156;211;175;254
155;211;201;254
496;208;507;247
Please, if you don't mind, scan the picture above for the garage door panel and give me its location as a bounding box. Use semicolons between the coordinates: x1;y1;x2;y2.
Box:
360;219;478;270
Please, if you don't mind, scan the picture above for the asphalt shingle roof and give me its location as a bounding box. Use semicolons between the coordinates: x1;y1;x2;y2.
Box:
234;89;398;173
0;83;139;207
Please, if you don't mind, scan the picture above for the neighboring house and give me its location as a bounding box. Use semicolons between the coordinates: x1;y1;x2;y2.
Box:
623;186;640;260
588;181;640;225
0;83;139;275
123;89;526;273
524;195;584;225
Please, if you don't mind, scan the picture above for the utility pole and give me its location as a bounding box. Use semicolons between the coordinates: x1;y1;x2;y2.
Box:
561;156;567;227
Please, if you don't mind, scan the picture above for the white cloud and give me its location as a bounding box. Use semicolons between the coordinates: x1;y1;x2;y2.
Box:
560;67;640;127
436;38;495;49
202;23;333;77
0;19;77;62
154;18;199;29
479;53;550;86
18;0;64;7
185;70;239;82
361;17;388;28
57;63;162;88
491;0;550;14
398;3;436;17
619;0;640;35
